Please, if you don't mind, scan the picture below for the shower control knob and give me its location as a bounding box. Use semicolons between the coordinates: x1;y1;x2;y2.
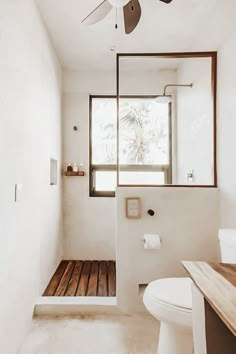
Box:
147;209;155;216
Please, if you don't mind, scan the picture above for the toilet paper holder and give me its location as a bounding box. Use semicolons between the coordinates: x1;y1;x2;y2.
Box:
143;237;162;244
143;234;162;250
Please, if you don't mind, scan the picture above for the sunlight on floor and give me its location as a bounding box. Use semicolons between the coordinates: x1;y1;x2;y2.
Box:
18;314;159;354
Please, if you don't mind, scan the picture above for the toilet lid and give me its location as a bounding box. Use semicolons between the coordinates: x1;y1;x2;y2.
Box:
147;277;192;310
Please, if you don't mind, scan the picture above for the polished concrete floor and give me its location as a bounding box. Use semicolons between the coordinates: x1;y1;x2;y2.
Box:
18;314;159;354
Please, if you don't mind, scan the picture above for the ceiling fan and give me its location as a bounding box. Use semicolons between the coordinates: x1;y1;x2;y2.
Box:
81;0;173;34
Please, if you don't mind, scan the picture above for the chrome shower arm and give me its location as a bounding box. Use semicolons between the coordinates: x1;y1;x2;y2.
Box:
163;83;193;95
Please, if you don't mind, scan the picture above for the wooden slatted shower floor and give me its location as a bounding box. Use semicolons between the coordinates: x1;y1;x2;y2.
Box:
43;260;116;297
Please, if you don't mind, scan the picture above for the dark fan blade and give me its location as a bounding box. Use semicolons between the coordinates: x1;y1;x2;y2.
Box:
158;0;173;3
123;0;141;34
81;0;112;25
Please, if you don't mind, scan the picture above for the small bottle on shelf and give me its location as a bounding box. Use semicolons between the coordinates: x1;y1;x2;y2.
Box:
67;163;73;172
73;163;78;172
78;162;85;176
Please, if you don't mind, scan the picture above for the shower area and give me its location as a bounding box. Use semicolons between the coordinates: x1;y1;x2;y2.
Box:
39;52;216;314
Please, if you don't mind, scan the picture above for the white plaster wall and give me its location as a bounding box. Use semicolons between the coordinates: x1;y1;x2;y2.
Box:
63;70;176;259
63;91;116;260
176;59;213;184
0;1;62;353
218;36;236;227
116;187;219;313
63;72;116;259
218;36;236;228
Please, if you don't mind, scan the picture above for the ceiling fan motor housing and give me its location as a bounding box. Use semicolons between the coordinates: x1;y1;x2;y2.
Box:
108;0;130;8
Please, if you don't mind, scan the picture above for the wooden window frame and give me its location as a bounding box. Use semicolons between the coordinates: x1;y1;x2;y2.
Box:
89;95;172;197
116;51;218;188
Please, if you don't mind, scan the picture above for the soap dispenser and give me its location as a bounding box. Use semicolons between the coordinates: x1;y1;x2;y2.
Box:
73;163;78;172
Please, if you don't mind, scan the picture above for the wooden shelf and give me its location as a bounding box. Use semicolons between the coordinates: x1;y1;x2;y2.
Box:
64;171;85;176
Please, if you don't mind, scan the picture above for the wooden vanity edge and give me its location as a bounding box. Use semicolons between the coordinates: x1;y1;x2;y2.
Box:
182;261;236;337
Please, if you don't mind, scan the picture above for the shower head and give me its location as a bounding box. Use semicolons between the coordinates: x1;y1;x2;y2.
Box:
155;95;172;104
155;83;193;104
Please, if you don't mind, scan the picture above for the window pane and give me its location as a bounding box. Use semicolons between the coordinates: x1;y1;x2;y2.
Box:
119;99;170;165
92;98;117;165
95;171;116;192
90;97;171;195
119;171;165;185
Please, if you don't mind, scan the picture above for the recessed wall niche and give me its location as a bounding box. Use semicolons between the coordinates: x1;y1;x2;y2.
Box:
50;158;57;186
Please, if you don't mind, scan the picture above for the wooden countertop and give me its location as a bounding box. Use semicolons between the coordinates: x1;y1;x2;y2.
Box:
182;261;236;336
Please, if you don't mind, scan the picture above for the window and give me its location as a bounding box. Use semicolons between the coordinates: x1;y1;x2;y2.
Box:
90;96;117;197
90;96;172;197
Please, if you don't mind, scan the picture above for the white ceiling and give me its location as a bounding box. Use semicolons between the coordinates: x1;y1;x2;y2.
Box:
120;57;180;72
36;0;236;71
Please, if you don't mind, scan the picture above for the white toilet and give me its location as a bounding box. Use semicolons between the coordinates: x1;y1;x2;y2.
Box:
143;229;236;354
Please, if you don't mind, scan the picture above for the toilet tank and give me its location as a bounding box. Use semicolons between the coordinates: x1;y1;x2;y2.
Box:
218;229;236;263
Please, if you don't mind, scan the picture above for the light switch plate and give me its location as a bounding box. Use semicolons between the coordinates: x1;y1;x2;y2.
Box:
15;184;23;202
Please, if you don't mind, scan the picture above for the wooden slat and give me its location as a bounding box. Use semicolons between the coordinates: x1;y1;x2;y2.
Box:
76;261;91;296
64;261;83;296
108;261;116;297
54;261;76;296
87;261;99;296
43;260;68;296
43;260;116;298
97;261;108;297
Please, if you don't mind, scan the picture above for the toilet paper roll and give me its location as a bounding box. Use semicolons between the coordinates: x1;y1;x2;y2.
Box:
144;234;161;250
